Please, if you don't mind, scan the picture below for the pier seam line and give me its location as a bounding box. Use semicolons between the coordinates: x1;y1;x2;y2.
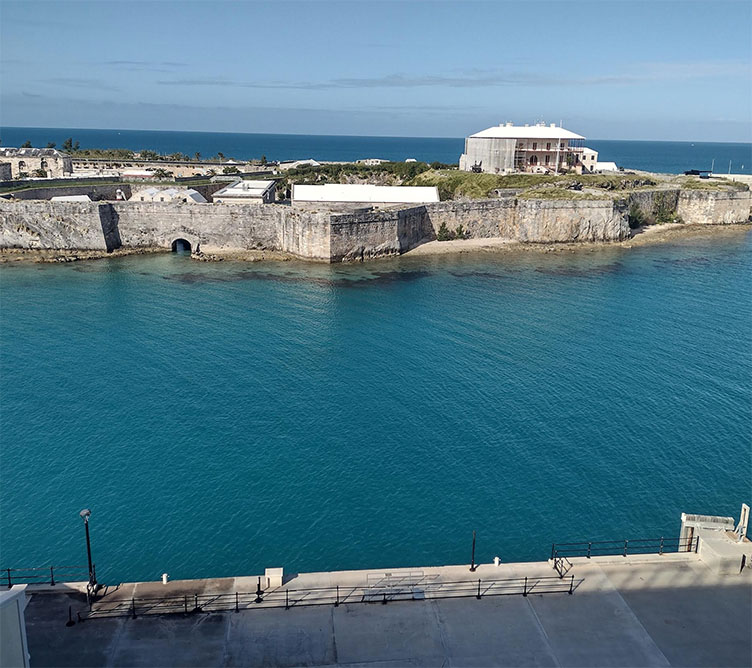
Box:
523;597;561;668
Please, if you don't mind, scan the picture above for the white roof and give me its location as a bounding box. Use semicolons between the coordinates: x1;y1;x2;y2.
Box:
292;184;439;204
596;161;619;172
470;122;584;140
582;147;598;156
183;189;207;203
214;180;275;198
50;194;91;202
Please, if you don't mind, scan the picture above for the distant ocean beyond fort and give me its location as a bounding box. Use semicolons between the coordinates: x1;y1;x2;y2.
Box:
1;127;750;174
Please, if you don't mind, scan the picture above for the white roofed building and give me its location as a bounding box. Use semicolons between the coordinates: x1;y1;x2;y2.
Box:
459;122;587;174
130;187;207;203
292;184;439;208
212;180;276;204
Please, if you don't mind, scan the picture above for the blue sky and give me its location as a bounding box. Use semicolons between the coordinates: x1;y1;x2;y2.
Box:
1;0;750;141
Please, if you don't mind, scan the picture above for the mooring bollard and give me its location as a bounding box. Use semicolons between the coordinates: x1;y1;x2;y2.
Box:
523;576;528;597
334;585;339;607
255;577;263;604
131;598;136;619
476;579;482;600
65;605;75;627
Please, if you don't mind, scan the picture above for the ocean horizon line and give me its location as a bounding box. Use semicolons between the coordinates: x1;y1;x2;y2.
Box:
2;125;750;146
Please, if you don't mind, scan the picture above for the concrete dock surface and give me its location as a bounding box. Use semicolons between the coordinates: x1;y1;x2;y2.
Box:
22;554;752;667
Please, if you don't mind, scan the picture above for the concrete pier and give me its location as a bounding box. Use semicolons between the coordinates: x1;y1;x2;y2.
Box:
20;552;752;667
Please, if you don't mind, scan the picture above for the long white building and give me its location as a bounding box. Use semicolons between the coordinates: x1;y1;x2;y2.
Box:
292;184;439;207
459;122;590;174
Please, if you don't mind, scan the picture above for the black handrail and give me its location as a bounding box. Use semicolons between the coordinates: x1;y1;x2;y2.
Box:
550;536;699;561
2;565;90;588
79;574;576;620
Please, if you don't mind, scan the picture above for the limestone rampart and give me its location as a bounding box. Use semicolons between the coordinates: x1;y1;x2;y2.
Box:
677;189;751;225
1;188;748;263
6;184;133;201
423;198;630;242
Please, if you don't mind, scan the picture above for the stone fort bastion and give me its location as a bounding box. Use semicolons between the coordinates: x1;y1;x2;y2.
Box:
0;188;749;262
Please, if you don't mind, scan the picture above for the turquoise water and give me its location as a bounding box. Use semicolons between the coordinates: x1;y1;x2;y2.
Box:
2;126;751;174
1;233;750;583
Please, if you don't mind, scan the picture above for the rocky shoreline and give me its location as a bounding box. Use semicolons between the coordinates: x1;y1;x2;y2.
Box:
1;223;748;265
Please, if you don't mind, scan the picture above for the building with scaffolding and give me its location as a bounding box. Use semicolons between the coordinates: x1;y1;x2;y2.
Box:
459;122;587;174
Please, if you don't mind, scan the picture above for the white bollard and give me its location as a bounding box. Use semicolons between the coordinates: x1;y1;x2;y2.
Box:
494;556;500;567
162;573;169;585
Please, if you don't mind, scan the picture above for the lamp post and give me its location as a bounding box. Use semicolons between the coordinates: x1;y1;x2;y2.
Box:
79;509;96;587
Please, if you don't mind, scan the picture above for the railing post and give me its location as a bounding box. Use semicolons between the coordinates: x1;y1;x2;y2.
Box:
659;537;664;555
235;592;239;613
194;593;199;612
184;595;188;614
550;544;555;561
6;568;11;589
623;540;628;557
523;576;528;597
587;542;591;559
382;592;387;605
285;589;289;610
131;598;136;619
569;574;574;595
66;605;75;627
50;566;55;586
694;536;699;553
335;585;339;607
476;579;481;600
255;577;263;604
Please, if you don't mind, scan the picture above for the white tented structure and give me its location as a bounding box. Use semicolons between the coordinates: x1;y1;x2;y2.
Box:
459;122;586;174
292;183;439;207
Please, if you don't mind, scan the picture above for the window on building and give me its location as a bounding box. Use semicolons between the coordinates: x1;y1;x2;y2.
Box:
546;142;551;150
545;155;550;165
532;142;537;150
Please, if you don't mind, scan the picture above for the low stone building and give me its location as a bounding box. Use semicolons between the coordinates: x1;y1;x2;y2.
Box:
212;180;276;204
0;148;73;178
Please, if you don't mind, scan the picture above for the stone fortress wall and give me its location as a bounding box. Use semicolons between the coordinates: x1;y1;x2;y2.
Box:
0;188;749;263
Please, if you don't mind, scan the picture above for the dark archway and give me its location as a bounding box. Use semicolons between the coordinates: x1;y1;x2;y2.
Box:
171;238;192;254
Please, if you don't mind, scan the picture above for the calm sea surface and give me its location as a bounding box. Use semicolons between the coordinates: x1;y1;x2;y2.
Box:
1;232;750;583
2;126;751;174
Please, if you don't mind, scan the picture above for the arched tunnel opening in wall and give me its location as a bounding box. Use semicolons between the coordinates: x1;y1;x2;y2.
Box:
171;238;192;254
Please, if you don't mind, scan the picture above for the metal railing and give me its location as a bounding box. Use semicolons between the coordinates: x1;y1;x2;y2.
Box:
78;574;576;621
550;536;699;562
2;565;91;588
